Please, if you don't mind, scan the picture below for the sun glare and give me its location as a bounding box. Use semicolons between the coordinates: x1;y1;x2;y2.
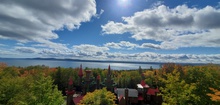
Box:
117;0;131;8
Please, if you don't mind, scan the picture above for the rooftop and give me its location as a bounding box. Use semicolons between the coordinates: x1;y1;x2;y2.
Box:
115;88;138;98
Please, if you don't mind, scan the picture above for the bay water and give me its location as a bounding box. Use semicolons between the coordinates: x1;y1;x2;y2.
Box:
0;59;161;70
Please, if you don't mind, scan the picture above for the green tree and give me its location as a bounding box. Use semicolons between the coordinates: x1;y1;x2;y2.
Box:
0;70;64;105
159;70;199;105
0;77;23;104
185;65;220;104
79;88;116;105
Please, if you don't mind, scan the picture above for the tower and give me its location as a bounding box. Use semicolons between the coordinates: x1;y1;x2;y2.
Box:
96;75;100;89
139;66;142;74
84;70;92;94
66;77;75;105
139;66;145;80
152;70;158;88
106;65;113;91
107;64;111;77
78;64;83;86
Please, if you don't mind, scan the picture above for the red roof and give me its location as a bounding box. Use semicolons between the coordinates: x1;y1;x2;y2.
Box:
73;95;84;104
155;87;159;93
140;80;149;88
138;95;144;100
140;80;146;87
118;95;124;101
78;64;83;77
147;88;159;95
97;75;100;80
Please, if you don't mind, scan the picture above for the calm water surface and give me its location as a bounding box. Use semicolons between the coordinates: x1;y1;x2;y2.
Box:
0;59;160;70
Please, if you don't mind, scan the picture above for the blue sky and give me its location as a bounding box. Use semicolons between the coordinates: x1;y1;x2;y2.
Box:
0;0;220;63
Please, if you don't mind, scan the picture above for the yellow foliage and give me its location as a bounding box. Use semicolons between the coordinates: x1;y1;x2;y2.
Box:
144;70;154;77
79;88;116;105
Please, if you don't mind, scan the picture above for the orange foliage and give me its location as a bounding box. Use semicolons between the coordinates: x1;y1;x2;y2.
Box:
162;63;183;74
207;88;220;102
0;62;7;70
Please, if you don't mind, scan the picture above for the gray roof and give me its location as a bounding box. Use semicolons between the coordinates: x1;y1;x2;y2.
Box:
115;88;138;98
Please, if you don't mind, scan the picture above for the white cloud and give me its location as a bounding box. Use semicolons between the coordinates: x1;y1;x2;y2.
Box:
73;44;109;52
104;42;121;49
104;41;138;50
15;47;38;53
101;21;131;34
152;1;164;7
104;52;220;63
0;0;96;48
39;49;76;58
95;9;104;19
102;5;220;49
1;43;218;63
139;43;161;49
72;44;109;58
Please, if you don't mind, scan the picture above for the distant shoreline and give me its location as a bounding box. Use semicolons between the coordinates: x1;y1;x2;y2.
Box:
0;57;208;66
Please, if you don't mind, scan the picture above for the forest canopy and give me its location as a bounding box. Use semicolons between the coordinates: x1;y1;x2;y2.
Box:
0;62;220;105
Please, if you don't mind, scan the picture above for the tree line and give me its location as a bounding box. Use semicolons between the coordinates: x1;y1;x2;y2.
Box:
0;62;220;104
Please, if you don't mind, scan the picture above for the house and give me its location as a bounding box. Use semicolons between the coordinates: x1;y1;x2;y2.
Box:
146;88;162;105
137;78;162;105
115;88;139;105
66;65;162;105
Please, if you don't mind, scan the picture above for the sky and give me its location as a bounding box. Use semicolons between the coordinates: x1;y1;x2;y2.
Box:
0;0;220;63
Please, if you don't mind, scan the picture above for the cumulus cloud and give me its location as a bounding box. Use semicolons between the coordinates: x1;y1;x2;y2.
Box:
73;44;109;52
72;44;109;58
102;51;220;63
0;0;96;49
47;44;220;63
139;43;161;49
104;41;138;50
15;47;38;53
0;43;218;63
39;49;76;58
102;5;220;49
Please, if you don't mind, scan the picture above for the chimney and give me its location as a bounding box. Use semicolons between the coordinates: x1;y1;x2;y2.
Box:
96;75;100;89
85;70;91;81
125;88;129;105
84;70;91;94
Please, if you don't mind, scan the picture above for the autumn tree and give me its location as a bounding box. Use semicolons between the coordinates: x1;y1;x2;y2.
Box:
144;70;154;85
207;88;220;102
159;70;199;105
185;65;220;104
0;66;64;105
79;88;116;105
